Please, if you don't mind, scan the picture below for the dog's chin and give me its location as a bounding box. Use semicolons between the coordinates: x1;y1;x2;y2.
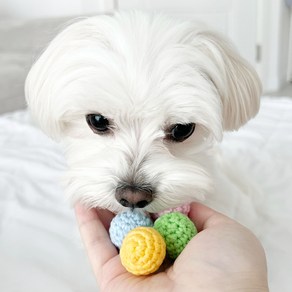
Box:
77;199;185;214
100;204;190;218
71;183;208;214
78;196;196;215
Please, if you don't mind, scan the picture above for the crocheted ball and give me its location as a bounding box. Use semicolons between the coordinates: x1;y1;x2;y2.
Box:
154;212;197;259
152;204;191;219
120;227;166;275
109;210;153;248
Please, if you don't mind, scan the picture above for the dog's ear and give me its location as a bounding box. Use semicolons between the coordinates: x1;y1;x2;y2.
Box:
25;16;109;141
193;31;262;131
25;18;107;141
25;34;69;142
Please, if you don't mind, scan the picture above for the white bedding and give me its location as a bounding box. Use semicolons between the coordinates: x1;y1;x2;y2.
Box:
0;97;292;291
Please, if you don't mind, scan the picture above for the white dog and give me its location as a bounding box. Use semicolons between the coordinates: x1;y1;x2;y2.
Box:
25;11;261;221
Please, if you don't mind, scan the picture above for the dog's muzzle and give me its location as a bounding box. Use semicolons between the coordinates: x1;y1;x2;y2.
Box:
115;184;154;209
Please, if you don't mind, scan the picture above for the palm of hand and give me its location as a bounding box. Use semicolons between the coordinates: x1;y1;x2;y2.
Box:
75;204;268;292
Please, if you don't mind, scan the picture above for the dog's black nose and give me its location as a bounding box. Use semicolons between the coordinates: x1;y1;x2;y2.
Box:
115;185;153;208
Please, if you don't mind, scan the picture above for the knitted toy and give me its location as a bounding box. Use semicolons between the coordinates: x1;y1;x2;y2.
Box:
109;205;197;276
120;227;166;275
109;210;153;248
154;212;197;259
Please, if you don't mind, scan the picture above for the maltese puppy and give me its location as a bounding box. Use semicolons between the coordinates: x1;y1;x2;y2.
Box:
25;11;261;218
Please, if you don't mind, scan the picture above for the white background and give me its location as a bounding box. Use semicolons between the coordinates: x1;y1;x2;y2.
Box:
0;0;291;92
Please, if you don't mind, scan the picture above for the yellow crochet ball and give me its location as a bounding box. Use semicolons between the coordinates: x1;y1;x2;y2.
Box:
120;227;166;275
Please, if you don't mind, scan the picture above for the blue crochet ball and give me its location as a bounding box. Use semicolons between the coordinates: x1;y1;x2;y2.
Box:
109;210;153;248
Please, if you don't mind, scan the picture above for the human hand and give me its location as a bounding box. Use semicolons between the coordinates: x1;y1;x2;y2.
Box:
75;203;269;292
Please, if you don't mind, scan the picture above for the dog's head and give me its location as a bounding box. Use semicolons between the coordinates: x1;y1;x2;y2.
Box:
25;12;261;213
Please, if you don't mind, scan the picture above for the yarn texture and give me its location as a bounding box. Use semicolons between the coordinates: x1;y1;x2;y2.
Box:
154;212;197;259
109;210;153;248
152;204;191;219
120;227;166;275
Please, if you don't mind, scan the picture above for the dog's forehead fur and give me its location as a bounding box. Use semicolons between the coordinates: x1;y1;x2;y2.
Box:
48;13;222;136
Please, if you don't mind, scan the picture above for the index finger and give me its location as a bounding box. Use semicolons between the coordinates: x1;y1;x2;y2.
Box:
75;204;117;282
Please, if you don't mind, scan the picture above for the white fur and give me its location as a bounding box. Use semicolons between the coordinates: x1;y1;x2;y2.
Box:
25;11;261;214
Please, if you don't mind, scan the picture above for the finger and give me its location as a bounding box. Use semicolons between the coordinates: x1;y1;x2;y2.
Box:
188;202;230;231
75;204;118;282
94;208;115;231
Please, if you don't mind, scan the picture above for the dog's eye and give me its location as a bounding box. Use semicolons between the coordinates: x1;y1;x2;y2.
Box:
86;114;110;134
167;123;196;142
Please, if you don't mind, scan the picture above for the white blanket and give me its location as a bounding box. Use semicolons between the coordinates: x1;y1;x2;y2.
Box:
0;97;292;291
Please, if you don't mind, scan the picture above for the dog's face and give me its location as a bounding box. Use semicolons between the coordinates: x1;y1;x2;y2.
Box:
25;12;261;213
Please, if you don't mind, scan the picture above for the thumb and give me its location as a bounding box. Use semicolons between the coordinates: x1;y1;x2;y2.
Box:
188;202;230;232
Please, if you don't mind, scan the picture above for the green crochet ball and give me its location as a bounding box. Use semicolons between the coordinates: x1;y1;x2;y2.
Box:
154;212;197;259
